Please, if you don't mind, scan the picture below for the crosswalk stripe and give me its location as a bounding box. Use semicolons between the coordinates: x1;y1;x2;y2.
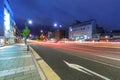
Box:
0;55;31;60
0;65;35;77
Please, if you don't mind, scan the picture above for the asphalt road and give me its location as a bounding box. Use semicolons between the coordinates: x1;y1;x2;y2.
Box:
30;42;120;80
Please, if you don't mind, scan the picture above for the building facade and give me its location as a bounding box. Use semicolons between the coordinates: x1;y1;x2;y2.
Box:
69;20;97;41
110;30;120;41
54;30;65;40
0;0;15;46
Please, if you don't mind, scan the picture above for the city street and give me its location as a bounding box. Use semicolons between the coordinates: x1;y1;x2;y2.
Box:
30;41;120;80
1;0;120;80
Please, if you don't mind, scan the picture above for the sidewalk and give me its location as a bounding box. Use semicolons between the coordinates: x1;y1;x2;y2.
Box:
0;44;42;80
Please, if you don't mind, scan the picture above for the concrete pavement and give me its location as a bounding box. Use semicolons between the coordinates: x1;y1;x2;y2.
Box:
0;44;43;80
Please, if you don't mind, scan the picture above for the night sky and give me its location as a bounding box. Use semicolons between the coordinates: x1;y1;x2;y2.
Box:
10;0;120;31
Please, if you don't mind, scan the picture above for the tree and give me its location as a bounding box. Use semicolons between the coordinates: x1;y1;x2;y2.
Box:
21;26;30;44
40;34;45;40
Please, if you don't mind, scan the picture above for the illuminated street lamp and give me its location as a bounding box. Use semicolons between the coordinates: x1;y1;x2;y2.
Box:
40;30;43;33
28;20;32;25
53;23;62;30
59;24;62;28
25;20;33;26
54;23;57;27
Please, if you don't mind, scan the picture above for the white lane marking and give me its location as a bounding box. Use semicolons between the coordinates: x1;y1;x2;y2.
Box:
64;60;111;80
0;55;31;60
63;61;92;75
0;65;35;77
79;56;120;69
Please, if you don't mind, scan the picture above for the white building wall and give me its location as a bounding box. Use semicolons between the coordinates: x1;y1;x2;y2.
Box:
69;23;95;41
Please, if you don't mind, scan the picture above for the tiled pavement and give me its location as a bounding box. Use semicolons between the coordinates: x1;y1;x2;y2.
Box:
0;44;41;80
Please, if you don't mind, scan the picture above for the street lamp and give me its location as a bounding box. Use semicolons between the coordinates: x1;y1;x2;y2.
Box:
40;30;43;33
25;20;33;27
28;20;32;25
54;23;57;27
53;23;62;30
26;20;33;25
59;25;62;28
53;23;63;40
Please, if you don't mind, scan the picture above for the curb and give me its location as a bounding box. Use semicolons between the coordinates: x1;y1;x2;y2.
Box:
30;47;46;80
30;46;61;80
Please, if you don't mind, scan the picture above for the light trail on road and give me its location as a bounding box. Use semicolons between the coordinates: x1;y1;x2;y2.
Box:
34;42;120;60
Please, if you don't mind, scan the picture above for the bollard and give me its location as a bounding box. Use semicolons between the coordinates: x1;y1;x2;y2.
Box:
27;45;29;51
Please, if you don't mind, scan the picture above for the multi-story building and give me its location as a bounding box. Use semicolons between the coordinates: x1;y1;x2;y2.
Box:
54;30;65;40
69;19;97;41
0;0;15;46
110;30;120;41
47;31;54;39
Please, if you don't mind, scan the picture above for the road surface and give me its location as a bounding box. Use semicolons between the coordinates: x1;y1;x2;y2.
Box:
30;42;120;80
